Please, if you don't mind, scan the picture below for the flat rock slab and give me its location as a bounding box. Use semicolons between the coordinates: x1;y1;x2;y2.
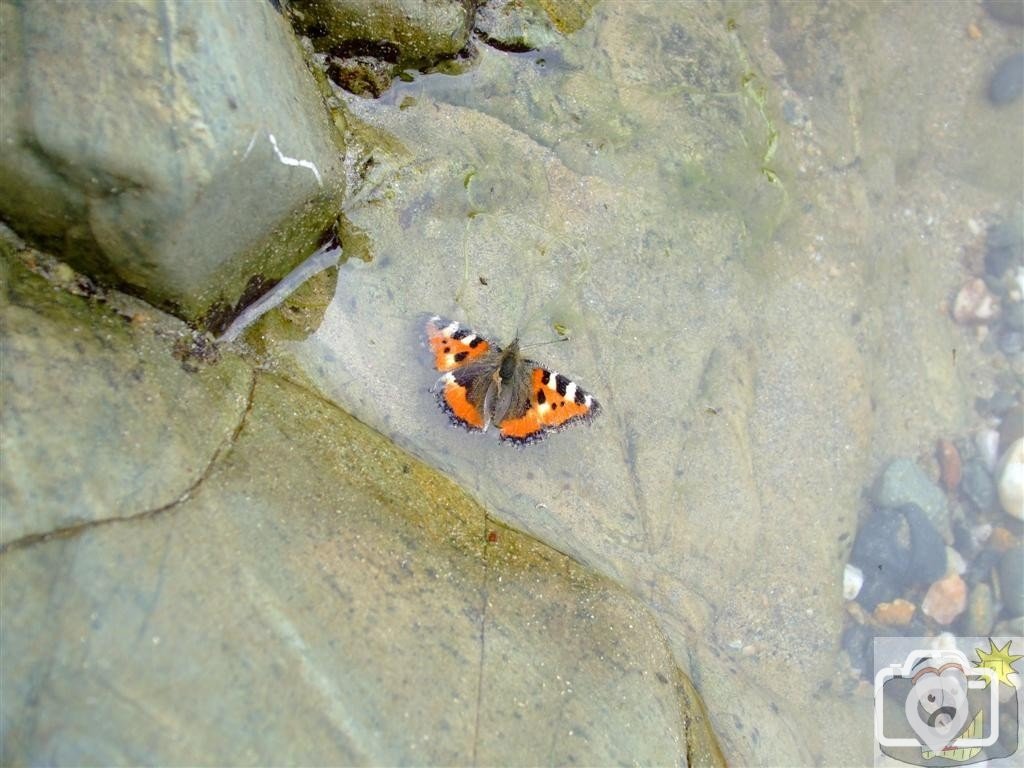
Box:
0;260;720;765
0;256;253;547
0;0;345;322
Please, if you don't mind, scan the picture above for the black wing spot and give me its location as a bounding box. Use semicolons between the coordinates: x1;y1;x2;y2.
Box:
443;346;450;353
469;337;483;348
552;402;558;410
541;370;551;385
555;374;569;397
454;351;469;363
537;389;546;404
452;328;469;340
574;387;586;405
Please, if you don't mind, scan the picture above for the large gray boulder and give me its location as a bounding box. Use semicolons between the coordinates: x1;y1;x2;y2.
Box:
0;0;345;324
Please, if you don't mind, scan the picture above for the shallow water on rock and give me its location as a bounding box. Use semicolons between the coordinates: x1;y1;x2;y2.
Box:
254;2;1022;764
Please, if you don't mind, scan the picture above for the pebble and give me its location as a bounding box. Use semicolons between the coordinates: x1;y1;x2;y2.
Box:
989;52;1024;105
843;563;864;600
873;598;916;627
873;458;951;541
841;624;872;675
985;220;1023;280
966;582;995;635
998;545;1024;615
998;329;1024;356
998;438;1024;519
921;573;968;625
936;439;961;491
999;405;1024;455
850;504;947;609
978;389;1017;417
985;0;1024;25
976;428;1002;471
990;526;1019;553
946;546;968;576
961;458;997;512
953;278;1000;323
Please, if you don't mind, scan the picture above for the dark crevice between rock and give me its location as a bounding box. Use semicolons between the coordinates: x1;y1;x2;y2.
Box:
0;370;259;556
470;512;493;767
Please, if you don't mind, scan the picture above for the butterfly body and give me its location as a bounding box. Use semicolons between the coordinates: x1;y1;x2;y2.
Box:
425;316;600;445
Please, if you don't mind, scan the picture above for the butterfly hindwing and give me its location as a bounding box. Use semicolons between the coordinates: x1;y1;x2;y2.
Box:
498;367;600;444
436;368;487;431
425;316;492;372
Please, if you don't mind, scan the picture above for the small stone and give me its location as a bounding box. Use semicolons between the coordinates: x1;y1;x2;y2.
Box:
997;329;1024;356
978;389;1017;417
998;438;1024;519
873;598;916;627
844;563;864;600
965;582;995;635
985;0;1024;26
988;52;1024;105
936;439;961;491
990;526;1019;553
921;573;968;625
953;278;1000;324
985;221;1024;279
998;546;1024;615
961;458;997;512
946;546;968;576
976;428;1002;471
967;21;983;39
873;458;951;541
999;405;1024;455
850;504;947;609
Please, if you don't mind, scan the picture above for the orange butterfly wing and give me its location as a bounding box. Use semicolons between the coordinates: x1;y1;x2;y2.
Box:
425;316;491;372
499;368;599;444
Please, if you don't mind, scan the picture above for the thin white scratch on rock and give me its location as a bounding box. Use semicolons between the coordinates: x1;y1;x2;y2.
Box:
241;130;258;160
268;132;323;186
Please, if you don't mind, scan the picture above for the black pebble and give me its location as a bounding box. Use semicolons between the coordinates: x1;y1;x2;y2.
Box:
985;221;1023;280
850;504;947;609
902;503;947;584
989;52;1024;105
961;459;997;512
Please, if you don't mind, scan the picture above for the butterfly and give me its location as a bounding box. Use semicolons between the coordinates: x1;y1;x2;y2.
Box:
425;316;601;445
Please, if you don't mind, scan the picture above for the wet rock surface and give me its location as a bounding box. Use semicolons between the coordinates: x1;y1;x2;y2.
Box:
0;1;345;323
0;255;719;766
0;256;253;546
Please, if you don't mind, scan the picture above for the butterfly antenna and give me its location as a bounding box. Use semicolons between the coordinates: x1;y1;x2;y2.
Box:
520;337;570;350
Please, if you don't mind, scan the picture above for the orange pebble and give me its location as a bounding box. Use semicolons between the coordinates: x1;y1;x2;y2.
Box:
873;598;917;627
936;439;961;492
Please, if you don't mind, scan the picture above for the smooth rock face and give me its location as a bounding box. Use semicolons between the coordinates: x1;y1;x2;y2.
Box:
0;257;719;766
0;0;345;323
0;257;253;546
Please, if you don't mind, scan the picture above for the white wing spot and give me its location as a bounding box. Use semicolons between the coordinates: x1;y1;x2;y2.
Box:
442;322;459;337
564;382;578;402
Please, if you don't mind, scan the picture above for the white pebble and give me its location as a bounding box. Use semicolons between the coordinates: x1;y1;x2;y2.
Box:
946;547;967;576
844;563;864;600
998;438;1024;520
